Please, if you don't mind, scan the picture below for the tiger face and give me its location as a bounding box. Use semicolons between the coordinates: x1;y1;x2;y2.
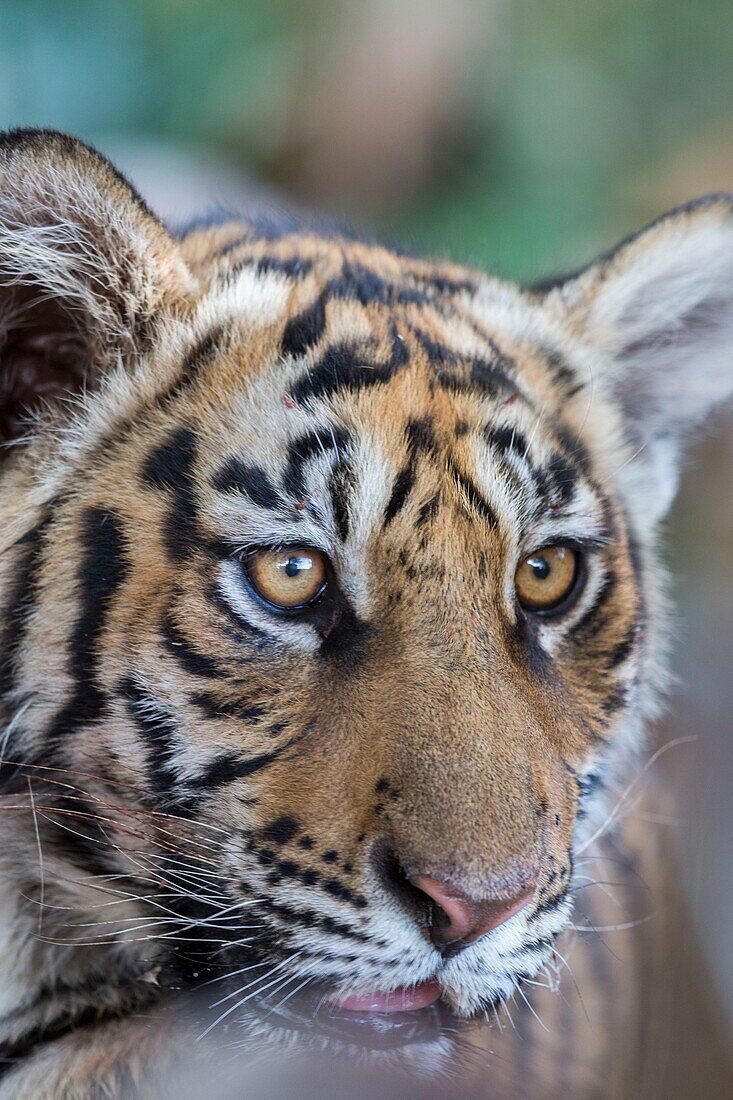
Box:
1;131;732;1038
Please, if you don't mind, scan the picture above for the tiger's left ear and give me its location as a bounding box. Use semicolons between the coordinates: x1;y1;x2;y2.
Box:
540;196;733;525
0;128;195;449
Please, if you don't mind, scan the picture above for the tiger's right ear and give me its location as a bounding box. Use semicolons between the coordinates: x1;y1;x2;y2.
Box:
0;128;195;448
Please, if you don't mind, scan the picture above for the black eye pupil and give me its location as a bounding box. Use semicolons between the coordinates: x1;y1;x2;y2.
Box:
529;556;551;580
284;558;301;578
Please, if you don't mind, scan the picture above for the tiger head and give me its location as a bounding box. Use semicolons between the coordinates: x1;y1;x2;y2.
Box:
1;130;732;1037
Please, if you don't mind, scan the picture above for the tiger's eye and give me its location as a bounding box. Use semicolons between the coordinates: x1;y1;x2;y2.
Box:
245;547;328;610
515;546;579;613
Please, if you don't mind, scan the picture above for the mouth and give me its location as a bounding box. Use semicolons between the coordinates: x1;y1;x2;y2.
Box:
329;979;443;1014
259;982;455;1052
208;977;457;1054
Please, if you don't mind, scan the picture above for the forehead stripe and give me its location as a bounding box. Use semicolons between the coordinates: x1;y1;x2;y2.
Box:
280;294;326;359
290;342;403;405
282;424;351;501
212;458;282;511
446;457;499;529
383;416;439;527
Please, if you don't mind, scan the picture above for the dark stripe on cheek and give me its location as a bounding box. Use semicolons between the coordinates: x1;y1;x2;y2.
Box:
161;608;224;679
0;512;53;705
600;683;629;714
281;295;326;358
415;493;440;528
46;508;130;742
142;426;199;562
211;458;282;510
197;739;297;786
608;624;638;668
570;571;617;640
123;680;299;802
552;424;592;477
121;679;197;812
191;693;265;722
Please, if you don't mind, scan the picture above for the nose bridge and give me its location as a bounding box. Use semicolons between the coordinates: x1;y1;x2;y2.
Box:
383;661;545;895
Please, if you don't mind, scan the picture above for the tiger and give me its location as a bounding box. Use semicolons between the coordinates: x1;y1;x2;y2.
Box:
1;127;732;1100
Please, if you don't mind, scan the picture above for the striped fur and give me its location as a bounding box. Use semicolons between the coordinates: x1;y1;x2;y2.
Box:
1;130;732;1097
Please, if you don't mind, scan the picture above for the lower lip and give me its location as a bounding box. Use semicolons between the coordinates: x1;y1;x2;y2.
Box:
330;979;442;1014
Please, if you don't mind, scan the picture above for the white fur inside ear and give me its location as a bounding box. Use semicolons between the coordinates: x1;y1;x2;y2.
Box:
587;212;733;436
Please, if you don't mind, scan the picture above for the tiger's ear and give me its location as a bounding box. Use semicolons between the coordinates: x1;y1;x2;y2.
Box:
0;128;195;448
540;196;733;525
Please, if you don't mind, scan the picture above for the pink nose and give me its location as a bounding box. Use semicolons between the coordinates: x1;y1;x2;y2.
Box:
410;874;537;949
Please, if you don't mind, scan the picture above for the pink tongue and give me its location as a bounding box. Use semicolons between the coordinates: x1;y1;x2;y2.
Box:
332;979;442;1014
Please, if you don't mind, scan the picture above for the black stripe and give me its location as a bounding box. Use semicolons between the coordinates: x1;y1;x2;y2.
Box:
280;295;327;358
405;414;438;456
543;345;584;397
264;901;371;943
389;324;410;366
196;740;297;787
161;608;224;679
191;693;265;722
485;425;530;461
290;343;400;405
384;463;416;525
470;357;519;397
45;508;130;744
204;584;271;649
0;1004;139;1084
600;683;629;714
0;513;53;708
429;350;519;400
383;416;439;526
231;254;314;278
608;624;638;668
546;451;578;506
417;330;457;366
124;681;297;802
121;680;196;809
328;456;352;542
571;572;617;641
211;458;282;510
552;423;592;477
415;493;440;528
532;886;569;918
324;264;426;308
142;426;200;562
167;332;221;399
446;459;499;529
48;793;117;878
282;425;350;501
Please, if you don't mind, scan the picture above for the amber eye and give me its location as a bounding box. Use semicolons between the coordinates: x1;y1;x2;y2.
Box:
515;546;580;614
244;547;328;611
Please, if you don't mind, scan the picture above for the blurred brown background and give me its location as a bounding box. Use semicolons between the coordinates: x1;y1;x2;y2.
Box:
1;0;731;1093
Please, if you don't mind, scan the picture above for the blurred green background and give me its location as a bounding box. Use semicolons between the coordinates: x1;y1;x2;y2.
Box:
2;0;733;279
